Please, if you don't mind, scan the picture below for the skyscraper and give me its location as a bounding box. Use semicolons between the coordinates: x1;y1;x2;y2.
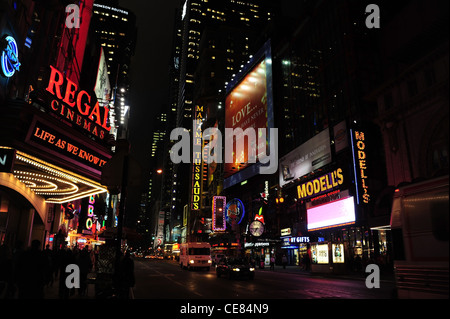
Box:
169;0;278;243
91;0;137;138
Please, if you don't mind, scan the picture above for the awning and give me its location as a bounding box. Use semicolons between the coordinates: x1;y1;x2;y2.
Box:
11;148;108;204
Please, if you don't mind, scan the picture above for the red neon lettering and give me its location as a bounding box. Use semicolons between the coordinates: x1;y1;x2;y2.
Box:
46;66;64;100
88;101;102;126
51;100;59;111
63;78;77;107
76;90;91;116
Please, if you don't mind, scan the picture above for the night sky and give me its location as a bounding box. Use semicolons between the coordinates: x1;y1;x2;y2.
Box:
118;0;180;222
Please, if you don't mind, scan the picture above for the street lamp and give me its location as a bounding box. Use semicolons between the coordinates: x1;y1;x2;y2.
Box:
156;169;163;174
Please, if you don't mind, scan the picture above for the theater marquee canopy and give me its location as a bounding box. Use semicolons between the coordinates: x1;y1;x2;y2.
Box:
2;147;107;204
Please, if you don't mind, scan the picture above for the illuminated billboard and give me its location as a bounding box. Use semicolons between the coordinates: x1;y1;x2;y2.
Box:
279;128;331;188
307;196;356;231
223;40;274;189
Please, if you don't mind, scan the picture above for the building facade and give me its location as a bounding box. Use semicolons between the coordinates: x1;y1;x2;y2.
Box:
0;0;128;251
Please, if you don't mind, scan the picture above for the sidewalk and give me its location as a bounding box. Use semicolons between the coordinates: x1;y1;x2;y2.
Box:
43;276;96;299
257;264;395;283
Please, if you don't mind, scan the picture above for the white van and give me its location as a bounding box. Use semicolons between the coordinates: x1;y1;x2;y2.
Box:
390;175;449;299
180;242;212;271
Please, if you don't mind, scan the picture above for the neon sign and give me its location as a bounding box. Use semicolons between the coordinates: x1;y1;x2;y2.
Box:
212;196;226;232
29;120;109;170
297;168;344;200
254;206;265;224
225;198;245;225
191;105;204;211
352;130;370;204
86;195;95;230
44;65;111;140
1;35;20;78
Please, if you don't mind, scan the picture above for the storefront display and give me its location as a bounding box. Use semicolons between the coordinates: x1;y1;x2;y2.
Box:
280;236;310;266
309;242;348;273
311;243;329;264
332;243;345;263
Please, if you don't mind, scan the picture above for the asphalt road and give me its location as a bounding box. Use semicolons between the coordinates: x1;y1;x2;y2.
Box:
132;258;396;300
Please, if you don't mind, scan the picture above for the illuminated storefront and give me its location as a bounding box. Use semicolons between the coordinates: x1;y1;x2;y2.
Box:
280;236;311;266
1;62;111;248
0;0;118;250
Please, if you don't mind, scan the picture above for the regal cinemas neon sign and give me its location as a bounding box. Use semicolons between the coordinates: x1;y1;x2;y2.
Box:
45;65;111;139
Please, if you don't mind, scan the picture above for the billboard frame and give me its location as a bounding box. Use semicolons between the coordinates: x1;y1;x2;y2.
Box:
223;40;274;189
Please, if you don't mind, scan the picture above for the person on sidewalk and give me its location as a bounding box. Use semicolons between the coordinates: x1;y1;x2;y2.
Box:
302;253;311;271
282;254;287;269
270;256;275;270
77;246;93;296
118;251;135;299
15;240;49;299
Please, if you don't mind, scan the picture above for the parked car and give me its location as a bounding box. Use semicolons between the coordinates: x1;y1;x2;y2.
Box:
216;257;255;280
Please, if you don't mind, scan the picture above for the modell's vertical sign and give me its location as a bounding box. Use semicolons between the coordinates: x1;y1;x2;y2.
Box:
44;65;111;140
352;130;370;204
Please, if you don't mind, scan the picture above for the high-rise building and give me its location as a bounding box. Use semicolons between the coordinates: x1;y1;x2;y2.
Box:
168;0;279;243
370;0;448;185
91;0;137;138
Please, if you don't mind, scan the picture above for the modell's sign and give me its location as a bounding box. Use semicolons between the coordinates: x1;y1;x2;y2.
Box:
297;168;344;200
44;65;111;140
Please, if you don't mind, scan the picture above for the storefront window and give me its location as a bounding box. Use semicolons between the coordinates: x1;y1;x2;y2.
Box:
332;243;344;263
311;243;329;264
378;230;388;254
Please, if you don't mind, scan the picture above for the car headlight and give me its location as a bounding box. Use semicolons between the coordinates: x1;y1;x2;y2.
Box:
189;260;194;264
249;268;255;272
232;268;240;272
208;260;212;263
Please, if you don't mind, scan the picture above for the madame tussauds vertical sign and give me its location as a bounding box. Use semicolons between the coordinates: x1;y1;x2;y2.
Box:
44;65;111;140
191;105;204;211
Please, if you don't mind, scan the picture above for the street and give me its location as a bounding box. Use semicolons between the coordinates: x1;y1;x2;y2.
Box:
132;258;396;299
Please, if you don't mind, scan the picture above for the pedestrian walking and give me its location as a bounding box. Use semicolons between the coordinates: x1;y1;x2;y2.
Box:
77;246;93;296
15;240;49;299
302;253;311;271
270;255;275;270
282;254;287;269
118;251;135;299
